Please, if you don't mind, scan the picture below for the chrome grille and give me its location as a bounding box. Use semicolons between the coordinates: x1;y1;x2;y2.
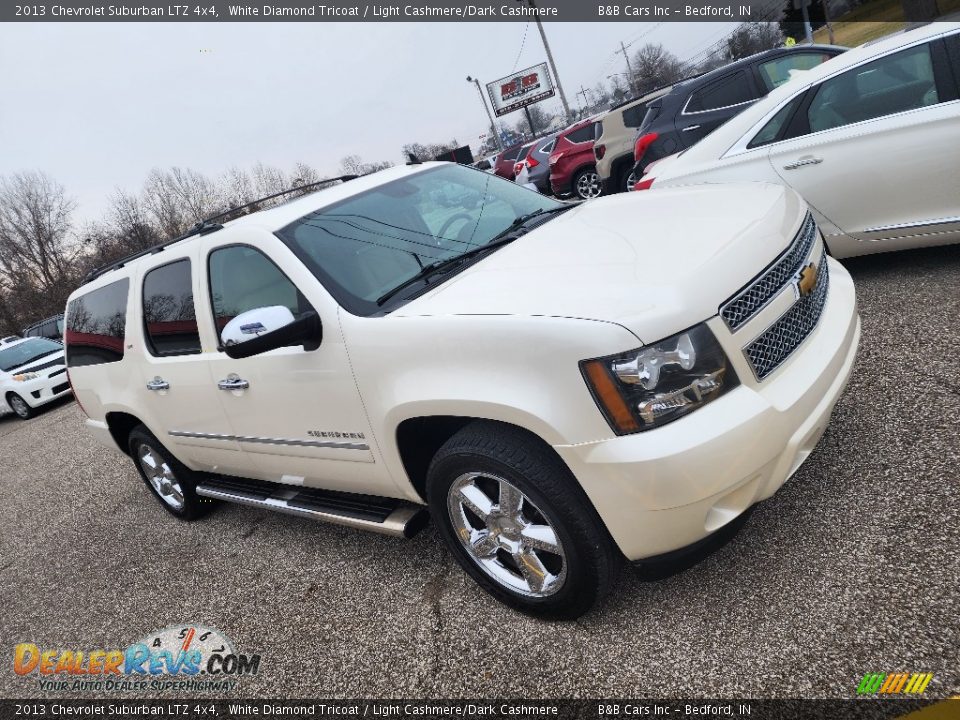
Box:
720;214;818;331
744;250;830;380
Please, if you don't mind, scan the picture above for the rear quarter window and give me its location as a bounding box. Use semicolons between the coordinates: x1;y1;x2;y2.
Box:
65;278;130;367
565;124;595;144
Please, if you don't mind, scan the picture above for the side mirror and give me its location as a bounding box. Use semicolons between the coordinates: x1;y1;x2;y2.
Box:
221;306;322;360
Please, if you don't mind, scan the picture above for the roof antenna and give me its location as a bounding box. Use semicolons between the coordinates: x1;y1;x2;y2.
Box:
406;153;422;165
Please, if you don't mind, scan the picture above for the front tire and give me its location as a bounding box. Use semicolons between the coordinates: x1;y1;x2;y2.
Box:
620;166;637;193
128;425;214;520
6;393;34;420
426;421;621;620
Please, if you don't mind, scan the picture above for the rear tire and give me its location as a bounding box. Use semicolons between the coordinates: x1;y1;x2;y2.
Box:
573;167;602;200
426;421;621;620
6;393;34;420
128;425;214;520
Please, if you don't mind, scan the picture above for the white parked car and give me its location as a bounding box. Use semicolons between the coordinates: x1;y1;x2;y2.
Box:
0;337;71;419
638;22;960;259
65;163;859;619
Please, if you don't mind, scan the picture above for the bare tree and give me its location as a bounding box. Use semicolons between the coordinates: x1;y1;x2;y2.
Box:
339;155;393;175
724;23;784;61
402;140;459;162
0;171;83;333
250;162;288;199
514;104;551;136
631;43;686;97
105;189;161;253
0;171;79;291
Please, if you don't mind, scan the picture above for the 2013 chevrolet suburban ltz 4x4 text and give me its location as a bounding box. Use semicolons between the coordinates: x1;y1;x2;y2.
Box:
65;162;860;619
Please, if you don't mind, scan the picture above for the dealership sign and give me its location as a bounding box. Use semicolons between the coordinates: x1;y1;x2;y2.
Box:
486;62;555;117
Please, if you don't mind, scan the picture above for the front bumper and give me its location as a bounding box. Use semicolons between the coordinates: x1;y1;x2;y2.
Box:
554;257;860;561
6;372;72;409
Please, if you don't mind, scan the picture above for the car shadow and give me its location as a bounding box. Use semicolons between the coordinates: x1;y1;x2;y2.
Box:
0;393;75;426
631;506;756;581
838;240;960;278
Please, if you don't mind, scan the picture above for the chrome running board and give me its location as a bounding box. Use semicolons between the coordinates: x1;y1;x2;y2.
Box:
195;476;429;538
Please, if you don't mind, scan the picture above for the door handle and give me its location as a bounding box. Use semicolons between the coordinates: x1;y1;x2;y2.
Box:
783;156;823;170
681;124;701;132
218;375;249;391
146;377;170;391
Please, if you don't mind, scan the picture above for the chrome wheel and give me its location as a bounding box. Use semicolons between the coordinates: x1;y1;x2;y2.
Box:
9;395;30;419
576;171;601;199
447;472;567;597
138;442;185;510
625;170;637;192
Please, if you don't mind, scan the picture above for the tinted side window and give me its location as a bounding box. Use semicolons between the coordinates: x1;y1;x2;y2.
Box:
502;145;522;161
66;279;129;367
758;52;836;91
143;259;201;356
208;246;310;336
807;43;940;133
566;124;595;144
685;71;755;113
748;94;806;148
621;105;644;128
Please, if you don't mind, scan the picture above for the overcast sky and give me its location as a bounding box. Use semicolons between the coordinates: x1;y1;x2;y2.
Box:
0;21;735;224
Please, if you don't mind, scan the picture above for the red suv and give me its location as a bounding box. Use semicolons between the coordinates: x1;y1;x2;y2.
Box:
492;143;526;180
549;119;601;199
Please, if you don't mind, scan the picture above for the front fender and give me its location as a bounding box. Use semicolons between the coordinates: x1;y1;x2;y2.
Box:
341;313;640;497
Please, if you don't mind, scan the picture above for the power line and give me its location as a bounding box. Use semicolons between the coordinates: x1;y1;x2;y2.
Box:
511;21;530;72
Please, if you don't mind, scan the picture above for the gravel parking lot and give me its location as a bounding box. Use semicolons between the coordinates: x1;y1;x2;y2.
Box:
1;244;958;700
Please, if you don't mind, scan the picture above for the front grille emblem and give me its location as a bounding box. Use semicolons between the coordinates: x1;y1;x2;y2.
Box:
795;262;819;298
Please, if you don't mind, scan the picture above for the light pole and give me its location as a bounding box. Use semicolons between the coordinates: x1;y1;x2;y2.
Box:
466;75;503;152
527;0;572;121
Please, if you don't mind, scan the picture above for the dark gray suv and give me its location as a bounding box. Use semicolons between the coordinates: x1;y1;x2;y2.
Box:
631;44;846;180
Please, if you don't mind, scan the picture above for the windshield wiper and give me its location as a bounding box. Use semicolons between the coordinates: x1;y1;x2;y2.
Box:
375;205;573;307
488;204;573;244
376;236;519;307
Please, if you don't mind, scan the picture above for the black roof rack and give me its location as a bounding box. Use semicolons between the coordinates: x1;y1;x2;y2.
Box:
81;173;359;286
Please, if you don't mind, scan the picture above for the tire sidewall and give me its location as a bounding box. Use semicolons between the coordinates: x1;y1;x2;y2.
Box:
128;426;209;520
574;168;600;200
427;448;605;619
7;393;33;420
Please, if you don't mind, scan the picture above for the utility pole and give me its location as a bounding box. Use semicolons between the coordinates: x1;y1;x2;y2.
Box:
619;41;638;97
466;75;503;151
578;86;590;115
527;0;572;121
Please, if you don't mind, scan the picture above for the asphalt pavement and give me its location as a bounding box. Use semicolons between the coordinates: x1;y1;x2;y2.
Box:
0;244;958;699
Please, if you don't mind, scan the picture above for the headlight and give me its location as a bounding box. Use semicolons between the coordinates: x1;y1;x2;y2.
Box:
581;324;740;434
13;372;39;382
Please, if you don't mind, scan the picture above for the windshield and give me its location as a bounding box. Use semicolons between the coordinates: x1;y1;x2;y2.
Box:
277;164;560;315
0;338;62;372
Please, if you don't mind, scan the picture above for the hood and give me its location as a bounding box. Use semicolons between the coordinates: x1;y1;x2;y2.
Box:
398;184;806;343
2;349;65;376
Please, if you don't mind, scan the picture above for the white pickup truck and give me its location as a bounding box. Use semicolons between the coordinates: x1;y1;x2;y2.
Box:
64;162;860;619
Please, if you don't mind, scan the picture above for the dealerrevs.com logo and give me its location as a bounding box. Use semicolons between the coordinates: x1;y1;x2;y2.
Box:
13;625;261;693
857;672;934;695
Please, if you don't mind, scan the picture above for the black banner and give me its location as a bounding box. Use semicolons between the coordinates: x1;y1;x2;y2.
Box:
0;699;957;720
2;0;939;23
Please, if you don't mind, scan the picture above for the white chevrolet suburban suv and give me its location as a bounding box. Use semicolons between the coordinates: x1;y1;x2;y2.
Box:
65;162;860;619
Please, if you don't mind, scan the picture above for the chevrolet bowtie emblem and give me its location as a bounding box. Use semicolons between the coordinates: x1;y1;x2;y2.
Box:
796;262;818;298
